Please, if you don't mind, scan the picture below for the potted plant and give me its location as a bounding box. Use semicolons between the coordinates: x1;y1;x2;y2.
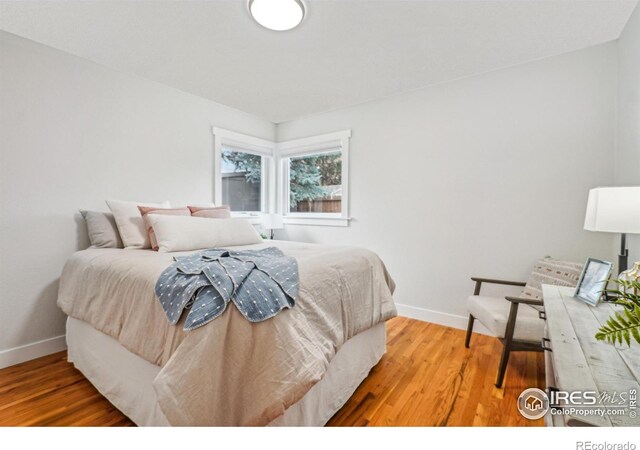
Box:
595;279;640;346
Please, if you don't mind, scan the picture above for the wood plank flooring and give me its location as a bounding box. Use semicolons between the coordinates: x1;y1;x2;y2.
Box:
0;317;544;426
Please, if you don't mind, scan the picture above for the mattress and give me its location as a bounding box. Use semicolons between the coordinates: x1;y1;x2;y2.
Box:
57;241;397;425
66;317;387;426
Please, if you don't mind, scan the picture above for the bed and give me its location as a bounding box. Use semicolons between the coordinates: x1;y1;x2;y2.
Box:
57;240;397;426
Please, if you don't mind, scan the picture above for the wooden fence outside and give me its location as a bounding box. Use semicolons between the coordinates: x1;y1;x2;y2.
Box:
291;199;342;213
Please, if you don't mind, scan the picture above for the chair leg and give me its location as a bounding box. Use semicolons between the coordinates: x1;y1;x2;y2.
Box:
465;314;475;348
495;342;511;388
495;301;519;388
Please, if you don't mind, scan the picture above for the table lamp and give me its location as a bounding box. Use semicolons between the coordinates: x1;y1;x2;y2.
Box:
261;213;284;240
584;187;640;274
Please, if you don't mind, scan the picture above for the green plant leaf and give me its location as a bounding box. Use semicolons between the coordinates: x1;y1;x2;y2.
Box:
616;312;630;328
623;330;631;346
596;313;640;346
596;279;640;347
631;326;640;344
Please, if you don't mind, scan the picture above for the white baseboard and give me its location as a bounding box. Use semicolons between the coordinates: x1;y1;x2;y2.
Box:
395;303;493;336
0;306;490;370
0;335;67;369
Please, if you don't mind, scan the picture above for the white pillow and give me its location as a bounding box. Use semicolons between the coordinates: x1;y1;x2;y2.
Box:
148;215;263;252
106;199;170;249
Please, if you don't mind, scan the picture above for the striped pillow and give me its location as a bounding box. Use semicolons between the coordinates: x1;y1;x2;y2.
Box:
522;257;584;305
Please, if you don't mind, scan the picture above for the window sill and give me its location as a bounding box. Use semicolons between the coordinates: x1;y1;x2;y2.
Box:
230;213;262;225
283;216;351;227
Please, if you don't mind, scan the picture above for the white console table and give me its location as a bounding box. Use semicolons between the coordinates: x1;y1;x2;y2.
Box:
542;284;640;427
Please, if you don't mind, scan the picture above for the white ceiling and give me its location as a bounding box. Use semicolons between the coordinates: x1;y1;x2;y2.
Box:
0;0;637;123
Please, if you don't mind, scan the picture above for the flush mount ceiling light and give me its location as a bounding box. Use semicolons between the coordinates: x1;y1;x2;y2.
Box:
249;0;305;31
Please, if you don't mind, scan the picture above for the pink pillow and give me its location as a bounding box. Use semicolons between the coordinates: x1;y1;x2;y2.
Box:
188;205;231;219
138;206;191;251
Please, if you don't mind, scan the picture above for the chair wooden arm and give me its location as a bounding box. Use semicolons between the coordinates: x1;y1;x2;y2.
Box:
470;277;527;287
470;277;527;295
504;296;544;307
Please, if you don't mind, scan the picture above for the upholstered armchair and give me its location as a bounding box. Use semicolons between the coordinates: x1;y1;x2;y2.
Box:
465;277;545;388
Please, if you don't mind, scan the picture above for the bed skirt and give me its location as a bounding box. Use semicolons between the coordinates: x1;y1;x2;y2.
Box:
66;316;386;426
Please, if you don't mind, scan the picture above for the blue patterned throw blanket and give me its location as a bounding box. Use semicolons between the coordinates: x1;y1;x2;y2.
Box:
155;247;298;331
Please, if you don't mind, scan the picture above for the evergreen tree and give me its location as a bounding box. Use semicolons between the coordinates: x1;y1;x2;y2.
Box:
289;156;327;207
222;150;341;208
221;151;261;183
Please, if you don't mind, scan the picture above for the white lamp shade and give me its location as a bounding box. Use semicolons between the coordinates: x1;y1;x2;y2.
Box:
261;213;284;230
584;187;640;233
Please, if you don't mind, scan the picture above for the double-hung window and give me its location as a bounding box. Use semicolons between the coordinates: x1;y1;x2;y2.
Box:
213;128;275;217
277;130;350;226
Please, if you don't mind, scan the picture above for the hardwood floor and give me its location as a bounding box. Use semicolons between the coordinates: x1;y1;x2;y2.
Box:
327;317;544;426
0;317;544;426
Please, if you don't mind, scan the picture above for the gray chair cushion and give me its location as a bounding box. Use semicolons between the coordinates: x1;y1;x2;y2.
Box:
467;295;544;342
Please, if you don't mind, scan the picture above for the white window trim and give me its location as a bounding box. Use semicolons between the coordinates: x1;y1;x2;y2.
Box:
276;129;351;227
212;127;276;219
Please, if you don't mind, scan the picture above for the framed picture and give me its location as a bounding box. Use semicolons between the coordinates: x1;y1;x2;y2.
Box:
574;257;613;306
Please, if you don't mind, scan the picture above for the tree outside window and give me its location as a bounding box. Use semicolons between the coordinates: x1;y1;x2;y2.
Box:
288;151;342;213
221;149;262;212
221;149;342;214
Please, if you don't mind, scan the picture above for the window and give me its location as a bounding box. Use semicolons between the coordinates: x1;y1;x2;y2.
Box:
288;150;342;213
213;127;350;226
277;130;350;226
221;148;263;212
213;128;275;217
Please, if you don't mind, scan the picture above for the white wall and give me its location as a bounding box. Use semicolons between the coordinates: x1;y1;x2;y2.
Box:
0;28;624;365
616;3;640;265
0;31;275;365
277;43;617;325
